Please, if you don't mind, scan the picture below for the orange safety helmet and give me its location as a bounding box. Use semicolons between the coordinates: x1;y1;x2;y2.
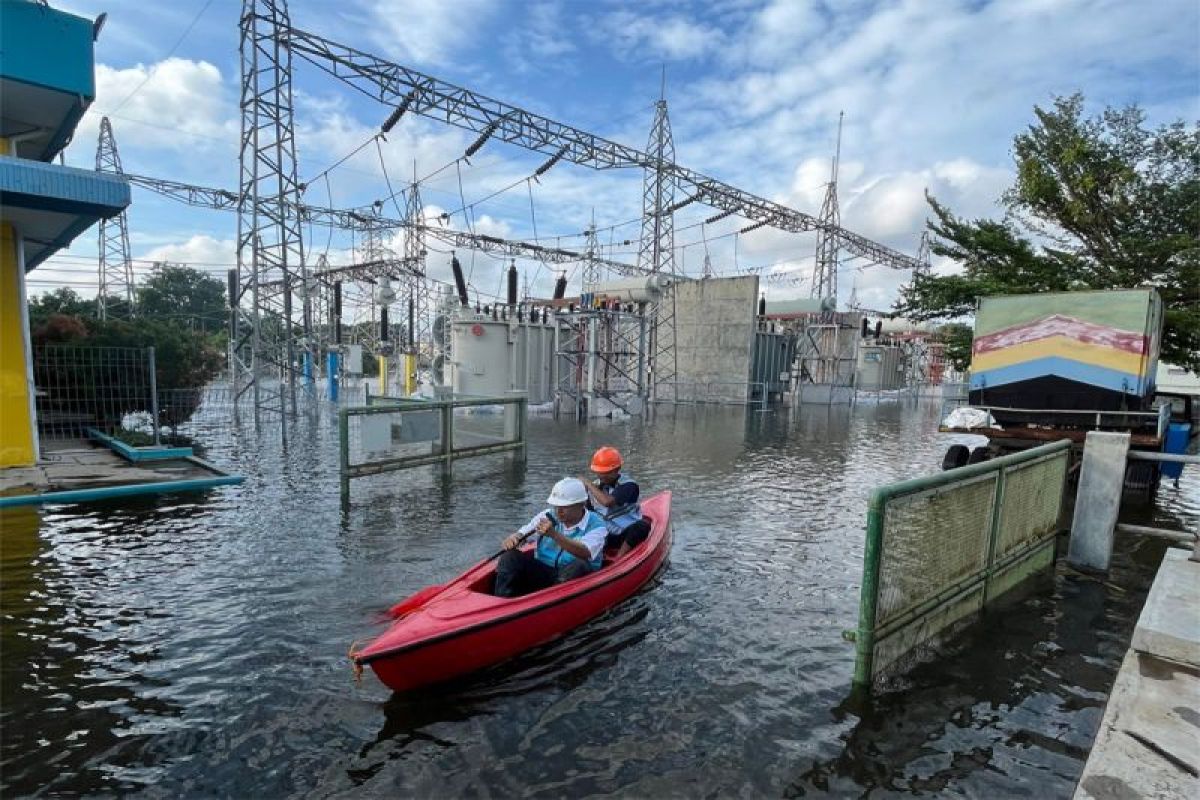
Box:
589;446;623;472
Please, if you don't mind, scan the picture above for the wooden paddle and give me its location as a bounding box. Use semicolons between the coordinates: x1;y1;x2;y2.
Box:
384;516;554;619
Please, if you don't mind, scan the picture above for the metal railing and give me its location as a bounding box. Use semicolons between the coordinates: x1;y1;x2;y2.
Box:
940;396;1171;438
851;439;1071;688
338;393;527;506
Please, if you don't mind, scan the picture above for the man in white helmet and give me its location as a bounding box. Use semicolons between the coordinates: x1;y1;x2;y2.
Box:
494;477;608;598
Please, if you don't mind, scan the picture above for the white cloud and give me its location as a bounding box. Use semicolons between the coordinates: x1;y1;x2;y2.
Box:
361;0;500;67
140;235;236;269
92;59;232;149
523;3;576;60
741;0;823;65
591;10;724;61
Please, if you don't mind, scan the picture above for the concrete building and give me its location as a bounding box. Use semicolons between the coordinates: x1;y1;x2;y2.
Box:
0;0;130;467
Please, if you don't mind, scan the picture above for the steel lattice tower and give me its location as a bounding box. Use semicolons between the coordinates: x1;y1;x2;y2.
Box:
811;112;843;306
95;117;135;319
354;210;388;353
582;220;600;289
403;177;430;355
637;94;677;401
235;0;309;433
915;231;932;280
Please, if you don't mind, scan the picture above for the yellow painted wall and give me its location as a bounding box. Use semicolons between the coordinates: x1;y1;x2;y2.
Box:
0;221;36;466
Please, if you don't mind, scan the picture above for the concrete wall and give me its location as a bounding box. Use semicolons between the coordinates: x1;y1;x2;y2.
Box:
660;276;758;403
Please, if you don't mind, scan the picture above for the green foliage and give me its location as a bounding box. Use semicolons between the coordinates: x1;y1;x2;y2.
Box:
136;264;229;334
896;94;1199;372
28;287;94;327
80;318;225;392
31;313;225;430
936;323;974;372
112;427;156;447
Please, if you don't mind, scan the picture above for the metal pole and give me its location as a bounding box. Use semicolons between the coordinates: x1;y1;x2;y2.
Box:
338;408;350;508
442;401;454;474
637;310;647;396
552;314;561;418
147;347;161;446
853;492;885;688
586;314;597;406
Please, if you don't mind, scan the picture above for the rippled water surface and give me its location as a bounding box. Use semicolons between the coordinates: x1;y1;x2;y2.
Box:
2;401;1196;797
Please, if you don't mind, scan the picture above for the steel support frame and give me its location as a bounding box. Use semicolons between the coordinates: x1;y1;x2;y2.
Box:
95;117;136;320
122;172;642;275
791;314;861;404
277;21;923;272
554;308;647;417
236;0;309;433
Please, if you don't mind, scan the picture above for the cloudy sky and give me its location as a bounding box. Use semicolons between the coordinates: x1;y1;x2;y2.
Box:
42;0;1200;315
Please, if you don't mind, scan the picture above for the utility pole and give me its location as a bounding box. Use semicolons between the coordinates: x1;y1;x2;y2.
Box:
95;117;135;320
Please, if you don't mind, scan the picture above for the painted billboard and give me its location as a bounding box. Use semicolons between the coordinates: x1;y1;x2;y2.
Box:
970;289;1162;398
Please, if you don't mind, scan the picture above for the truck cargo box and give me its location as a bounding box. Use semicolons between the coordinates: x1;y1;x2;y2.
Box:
969;288;1163;416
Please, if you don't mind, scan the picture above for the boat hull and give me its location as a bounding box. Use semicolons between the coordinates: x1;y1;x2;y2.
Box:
356;492;672;692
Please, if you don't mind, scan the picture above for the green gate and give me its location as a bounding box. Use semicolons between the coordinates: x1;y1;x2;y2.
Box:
852;439;1070;688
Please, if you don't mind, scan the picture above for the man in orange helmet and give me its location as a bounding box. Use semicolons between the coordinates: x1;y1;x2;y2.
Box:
580;446;650;558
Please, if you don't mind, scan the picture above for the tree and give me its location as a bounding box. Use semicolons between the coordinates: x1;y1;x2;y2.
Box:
936;323;973;372
897;94;1199;372
29;276;227;431
136;264;229;334
28;287;94;327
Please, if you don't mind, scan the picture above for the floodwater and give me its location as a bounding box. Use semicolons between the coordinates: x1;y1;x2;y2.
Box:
2;400;1196;797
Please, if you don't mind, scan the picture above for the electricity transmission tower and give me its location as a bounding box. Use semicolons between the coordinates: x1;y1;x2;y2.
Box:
637;88;677;401
915;231;932;280
95;117;135;319
812;112;843;307
236;0;309;434
582;218;601;289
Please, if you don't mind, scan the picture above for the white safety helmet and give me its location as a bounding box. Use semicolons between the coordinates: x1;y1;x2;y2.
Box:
546;477;588;507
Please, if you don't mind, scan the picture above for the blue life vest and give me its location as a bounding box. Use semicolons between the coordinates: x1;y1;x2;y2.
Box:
593;472;643;536
534;509;606;570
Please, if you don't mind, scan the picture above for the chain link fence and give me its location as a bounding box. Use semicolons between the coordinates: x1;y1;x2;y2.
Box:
33;345;160;442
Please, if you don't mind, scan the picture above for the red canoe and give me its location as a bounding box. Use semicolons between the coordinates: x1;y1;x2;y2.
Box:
353;491;673;692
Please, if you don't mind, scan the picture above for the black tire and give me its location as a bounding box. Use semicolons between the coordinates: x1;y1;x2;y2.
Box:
967;446;991;464
942;444;970;471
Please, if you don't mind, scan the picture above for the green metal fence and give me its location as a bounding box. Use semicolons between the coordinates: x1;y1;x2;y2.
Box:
852;439;1070;688
338;394;527;506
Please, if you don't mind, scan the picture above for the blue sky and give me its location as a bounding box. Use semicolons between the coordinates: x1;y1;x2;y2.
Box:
40;0;1200;315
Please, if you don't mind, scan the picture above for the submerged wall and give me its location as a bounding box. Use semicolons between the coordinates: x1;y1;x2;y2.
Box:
660;276;759;404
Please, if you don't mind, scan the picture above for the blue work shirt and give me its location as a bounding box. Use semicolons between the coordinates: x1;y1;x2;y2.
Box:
518;509;607;570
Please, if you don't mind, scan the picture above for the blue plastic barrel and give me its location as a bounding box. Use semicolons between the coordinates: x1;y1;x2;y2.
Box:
1161;421;1191;480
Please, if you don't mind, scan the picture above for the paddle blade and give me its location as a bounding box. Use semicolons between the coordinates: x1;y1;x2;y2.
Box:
387;583;445;618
